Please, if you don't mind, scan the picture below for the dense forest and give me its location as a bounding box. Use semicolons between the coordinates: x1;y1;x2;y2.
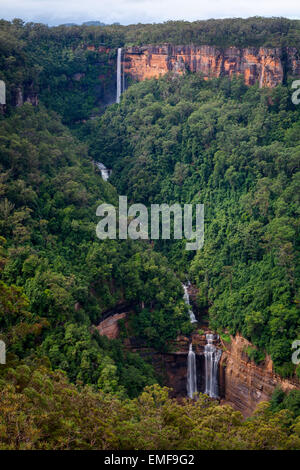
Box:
0;105;194;395
1;368;300;450
81;74;300;377
0;17;300;450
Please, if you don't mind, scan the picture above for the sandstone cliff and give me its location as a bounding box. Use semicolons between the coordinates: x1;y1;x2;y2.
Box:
123;45;300;88
220;334;299;416
95;312;127;339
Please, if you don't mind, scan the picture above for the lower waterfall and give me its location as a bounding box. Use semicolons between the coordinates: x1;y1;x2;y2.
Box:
204;333;222;398
187;343;197;399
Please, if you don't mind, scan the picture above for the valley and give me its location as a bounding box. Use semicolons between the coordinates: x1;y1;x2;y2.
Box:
0;16;299;450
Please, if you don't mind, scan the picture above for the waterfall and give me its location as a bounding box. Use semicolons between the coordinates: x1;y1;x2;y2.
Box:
116;47;122;103
204;333;222;398
95;162;111;181
183;283;197;323
187;343;197;399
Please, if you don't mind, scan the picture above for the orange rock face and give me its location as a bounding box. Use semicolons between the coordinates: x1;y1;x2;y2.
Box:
220;334;299;416
96;312;127;339
123;45;298;88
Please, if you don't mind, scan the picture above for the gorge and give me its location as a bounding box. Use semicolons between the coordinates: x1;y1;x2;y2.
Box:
90;40;300;416
1;17;300;449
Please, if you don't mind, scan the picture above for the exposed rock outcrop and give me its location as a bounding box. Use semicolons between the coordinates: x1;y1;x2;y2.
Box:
14;85;38;107
220;334;299;416
96;312;127;339
123;45;300;88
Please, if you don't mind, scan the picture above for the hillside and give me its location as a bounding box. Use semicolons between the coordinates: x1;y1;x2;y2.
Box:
0;17;300;450
79;72;300;377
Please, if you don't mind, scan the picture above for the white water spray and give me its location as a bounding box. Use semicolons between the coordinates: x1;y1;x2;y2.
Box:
95;162;111;181
183;283;197;323
187;343;197;399
204;333;221;398
116;47;122;103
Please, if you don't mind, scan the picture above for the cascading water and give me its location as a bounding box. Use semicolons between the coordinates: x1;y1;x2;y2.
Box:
204;333;222;398
116;47;122;103
94;162;111;181
183;283;197;323
187;343;197;399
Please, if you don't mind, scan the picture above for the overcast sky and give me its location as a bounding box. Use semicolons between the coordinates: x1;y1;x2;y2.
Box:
0;0;299;26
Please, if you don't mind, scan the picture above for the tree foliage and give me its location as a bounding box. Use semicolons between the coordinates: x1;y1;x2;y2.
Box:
84;74;300;372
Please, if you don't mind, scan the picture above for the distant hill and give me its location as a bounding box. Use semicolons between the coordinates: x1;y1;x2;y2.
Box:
60;21;106;27
60;22;77;26
82;21;106;26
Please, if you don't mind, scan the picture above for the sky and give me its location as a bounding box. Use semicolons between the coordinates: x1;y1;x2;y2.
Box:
0;0;299;26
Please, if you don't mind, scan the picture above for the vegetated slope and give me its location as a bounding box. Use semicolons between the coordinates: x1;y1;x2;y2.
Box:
0;18;300;450
0;104;192;397
80;73;300;377
1;369;300;450
0;98;299;454
0;19;119;123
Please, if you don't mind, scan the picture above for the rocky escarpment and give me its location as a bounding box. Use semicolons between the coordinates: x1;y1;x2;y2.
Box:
95;312;127;339
220;334;300;417
123;45;300;88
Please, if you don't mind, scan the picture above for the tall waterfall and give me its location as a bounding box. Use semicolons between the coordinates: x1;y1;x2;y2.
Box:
116;47;122;103
204;333;221;398
187;343;197;399
183;284;197;323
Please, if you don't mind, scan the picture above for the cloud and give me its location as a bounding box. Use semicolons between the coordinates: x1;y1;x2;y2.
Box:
0;0;299;25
